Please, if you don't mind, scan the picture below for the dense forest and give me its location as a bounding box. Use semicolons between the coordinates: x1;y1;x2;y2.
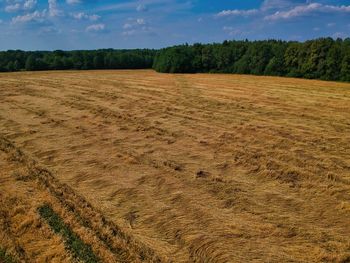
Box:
0;37;349;81
0;49;155;71
153;38;350;82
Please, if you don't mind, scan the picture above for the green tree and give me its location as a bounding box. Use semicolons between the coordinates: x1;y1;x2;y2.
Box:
25;55;37;71
52;56;64;70
340;55;350;81
265;57;284;76
13;60;20;71
93;54;104;69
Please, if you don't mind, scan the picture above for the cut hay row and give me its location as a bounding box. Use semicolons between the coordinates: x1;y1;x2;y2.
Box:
0;70;349;262
38;204;100;263
0;135;167;263
0;247;17;263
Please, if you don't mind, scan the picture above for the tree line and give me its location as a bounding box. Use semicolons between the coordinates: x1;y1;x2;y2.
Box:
153;38;350;82
0;38;349;82
0;49;155;72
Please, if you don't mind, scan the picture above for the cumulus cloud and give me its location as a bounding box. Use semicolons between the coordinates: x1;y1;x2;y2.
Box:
136;18;145;25
23;0;36;9
217;9;258;17
122;18;154;37
48;0;62;17
7;0;63;25
123;18;146;29
323;5;350;12
5;0;37;12
223;26;241;36
9;0;63;25
122;29;136;36
136;4;147;12
86;23;105;32
261;0;306;11
11;10;46;24
38;25;61;35
5;3;21;12
332;32;348;39
265;3;350;21
122;23;132;29
71;12;100;21
217;2;350;23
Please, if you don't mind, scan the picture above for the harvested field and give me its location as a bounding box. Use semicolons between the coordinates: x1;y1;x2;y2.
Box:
0;70;349;262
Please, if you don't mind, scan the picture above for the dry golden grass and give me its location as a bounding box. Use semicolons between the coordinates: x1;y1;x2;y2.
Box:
0;70;349;262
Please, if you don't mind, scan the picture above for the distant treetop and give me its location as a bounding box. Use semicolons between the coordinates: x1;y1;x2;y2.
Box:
0;38;349;82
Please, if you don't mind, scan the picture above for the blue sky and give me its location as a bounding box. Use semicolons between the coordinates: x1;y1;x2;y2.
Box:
0;0;349;50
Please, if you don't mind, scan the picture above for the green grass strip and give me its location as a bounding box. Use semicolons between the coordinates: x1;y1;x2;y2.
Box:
0;247;17;263
38;204;100;263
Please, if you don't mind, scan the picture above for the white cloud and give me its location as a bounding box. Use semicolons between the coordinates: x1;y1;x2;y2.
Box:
123;23;132;29
333;32;348;39
122;30;136;36
217;9;258;17
86;23;105;32
122;18;154;37
5;0;36;12
8;0;63;25
97;0;191;13
223;26;250;37
38;26;61;35
11;10;46;24
48;0;62;17
136;18;145;25
265;3;350;21
261;0;304;11
71;12;100;21
217;2;350;23
136;4;147;12
5;3;21;12
123;18;146;29
223;26;241;36
323;5;350;12
262;0;287;10
24;0;36;9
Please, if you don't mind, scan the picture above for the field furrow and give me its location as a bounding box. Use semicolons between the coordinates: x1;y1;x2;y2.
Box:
0;70;349;262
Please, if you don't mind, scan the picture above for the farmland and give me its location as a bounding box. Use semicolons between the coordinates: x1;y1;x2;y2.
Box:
0;70;349;262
